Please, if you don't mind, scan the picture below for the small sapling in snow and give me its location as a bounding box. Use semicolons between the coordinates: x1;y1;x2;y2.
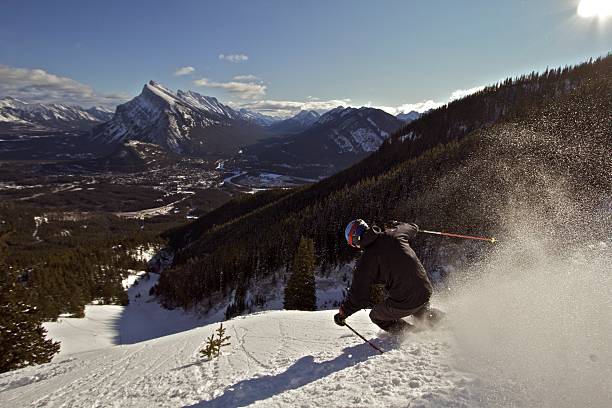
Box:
200;323;231;360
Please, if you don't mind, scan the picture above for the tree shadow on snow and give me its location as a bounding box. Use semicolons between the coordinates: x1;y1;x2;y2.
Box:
185;342;381;407
112;273;209;345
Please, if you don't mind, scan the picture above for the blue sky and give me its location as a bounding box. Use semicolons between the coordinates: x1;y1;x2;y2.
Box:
0;0;610;115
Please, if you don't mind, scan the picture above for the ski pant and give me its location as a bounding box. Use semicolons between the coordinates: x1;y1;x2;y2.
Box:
369;300;429;331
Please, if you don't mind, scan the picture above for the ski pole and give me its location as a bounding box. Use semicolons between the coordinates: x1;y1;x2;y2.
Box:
344;322;384;354
419;229;496;244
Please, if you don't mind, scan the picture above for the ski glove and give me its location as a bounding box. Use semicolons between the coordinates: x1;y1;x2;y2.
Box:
334;313;346;326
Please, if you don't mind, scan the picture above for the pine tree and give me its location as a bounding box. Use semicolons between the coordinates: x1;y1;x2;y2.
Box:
200;323;231;360
0;266;60;373
283;237;317;311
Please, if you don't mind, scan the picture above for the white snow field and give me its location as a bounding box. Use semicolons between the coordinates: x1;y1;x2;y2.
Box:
2;311;479;407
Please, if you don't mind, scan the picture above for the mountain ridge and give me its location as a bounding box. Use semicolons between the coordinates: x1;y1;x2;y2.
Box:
248;106;403;169
268;110;321;135
0;97;113;131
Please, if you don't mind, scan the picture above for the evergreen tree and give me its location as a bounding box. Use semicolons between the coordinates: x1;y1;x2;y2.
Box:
0;265;60;373
283;237;317;311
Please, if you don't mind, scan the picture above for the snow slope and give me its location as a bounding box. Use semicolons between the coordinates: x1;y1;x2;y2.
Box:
42;273;212;356
2;309;480;408
0;266;483;407
1;235;610;407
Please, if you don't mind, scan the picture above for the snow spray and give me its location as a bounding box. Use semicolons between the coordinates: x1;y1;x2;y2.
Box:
431;127;612;407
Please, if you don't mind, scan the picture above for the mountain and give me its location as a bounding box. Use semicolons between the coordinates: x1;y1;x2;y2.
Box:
0;97;113;131
248;106;403;169
268;110;321;134
91;81;271;156
396;110;421;123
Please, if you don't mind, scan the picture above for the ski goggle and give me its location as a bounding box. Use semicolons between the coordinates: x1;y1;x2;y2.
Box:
346;221;367;248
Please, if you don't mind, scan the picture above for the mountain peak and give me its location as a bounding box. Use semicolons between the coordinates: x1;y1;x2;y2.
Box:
267;109;320;134
294;110;320;120
142;81;178;107
315;106;355;125
396;110;422;123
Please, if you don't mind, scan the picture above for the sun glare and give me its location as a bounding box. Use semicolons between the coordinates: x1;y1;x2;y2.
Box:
577;0;612;18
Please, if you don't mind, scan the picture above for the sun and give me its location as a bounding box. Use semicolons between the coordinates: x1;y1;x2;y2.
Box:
577;0;612;18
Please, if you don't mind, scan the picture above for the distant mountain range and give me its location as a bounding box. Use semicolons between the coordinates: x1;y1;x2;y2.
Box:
1;82;405;168
90;81;401;167
248;106;403;169
0;97;113;131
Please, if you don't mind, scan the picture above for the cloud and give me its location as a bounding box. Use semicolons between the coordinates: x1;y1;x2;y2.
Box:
219;53;249;63
0;65;128;108
174;66;195;76
449;85;485;101
194;77;266;99
372;85;487;116
233;84;487;117
233;74;259;82
378;100;445;115
235;98;353;117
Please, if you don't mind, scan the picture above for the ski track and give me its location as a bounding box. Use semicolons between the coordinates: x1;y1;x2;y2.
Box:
0;310;488;407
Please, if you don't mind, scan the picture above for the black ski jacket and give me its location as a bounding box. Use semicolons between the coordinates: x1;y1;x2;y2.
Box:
341;222;433;317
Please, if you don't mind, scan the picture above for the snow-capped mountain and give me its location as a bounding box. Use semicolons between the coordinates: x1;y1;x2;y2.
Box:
268;110;321;134
396;110;421;123
248;106;402;169
91;81;270;155
0;96;113;130
312;107;401;153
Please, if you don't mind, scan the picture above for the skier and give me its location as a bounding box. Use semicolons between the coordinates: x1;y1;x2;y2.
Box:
334;219;436;333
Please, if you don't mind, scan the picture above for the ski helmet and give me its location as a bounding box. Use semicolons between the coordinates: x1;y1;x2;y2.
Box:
345;219;368;248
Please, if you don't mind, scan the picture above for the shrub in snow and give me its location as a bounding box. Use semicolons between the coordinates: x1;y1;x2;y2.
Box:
200;323;231;360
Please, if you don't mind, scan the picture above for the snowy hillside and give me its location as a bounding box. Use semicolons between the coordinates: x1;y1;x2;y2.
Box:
1;276;480;408
176;90;242;120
